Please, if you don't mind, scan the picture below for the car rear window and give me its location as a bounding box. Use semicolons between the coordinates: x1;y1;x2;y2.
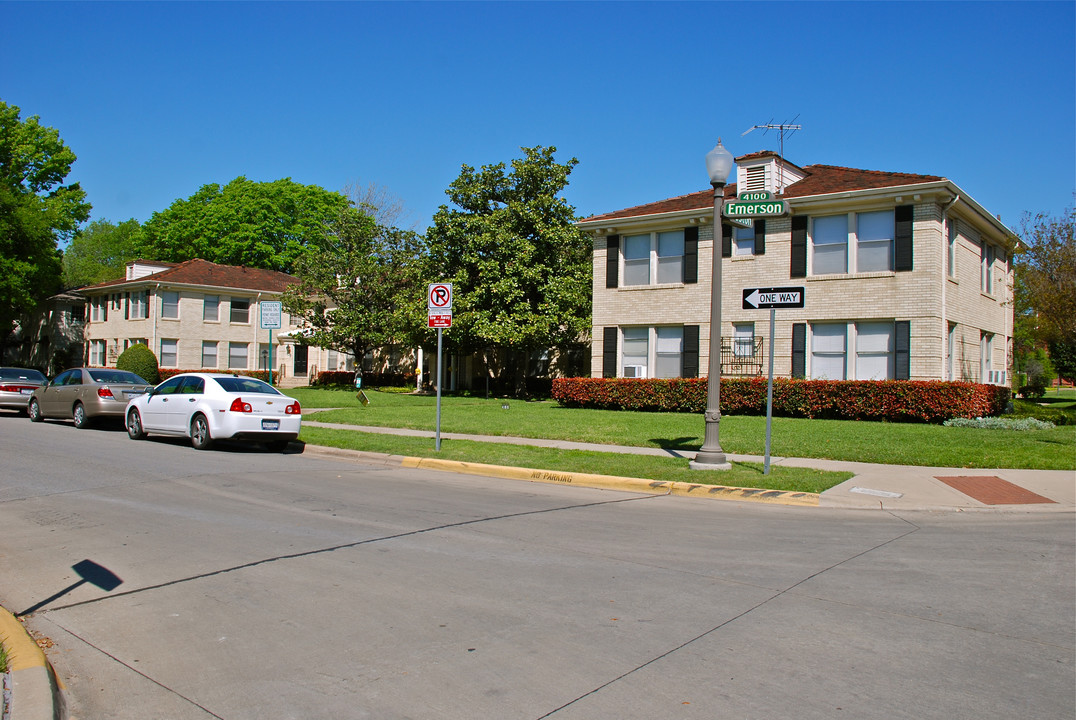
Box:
212;377;282;395
0;368;46;382
88;370;147;384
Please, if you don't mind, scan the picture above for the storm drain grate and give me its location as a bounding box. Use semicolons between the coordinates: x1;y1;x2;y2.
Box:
934;475;1057;505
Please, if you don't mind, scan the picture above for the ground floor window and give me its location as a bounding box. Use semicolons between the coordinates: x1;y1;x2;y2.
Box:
202;341;218;369
810;324;847;379
228;342;249;369
805;321;908;381
160;339;178;368
89;340;106;366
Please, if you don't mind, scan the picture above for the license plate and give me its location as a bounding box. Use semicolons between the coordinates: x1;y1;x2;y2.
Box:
125;390;143;397
262;420;280;431
20;389;33;395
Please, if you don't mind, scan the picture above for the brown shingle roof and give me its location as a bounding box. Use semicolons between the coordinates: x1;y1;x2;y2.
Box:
80;259;297;294
581;163;946;222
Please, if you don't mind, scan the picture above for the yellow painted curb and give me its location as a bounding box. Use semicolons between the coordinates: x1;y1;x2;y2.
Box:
0;606;46;671
400;457;819;507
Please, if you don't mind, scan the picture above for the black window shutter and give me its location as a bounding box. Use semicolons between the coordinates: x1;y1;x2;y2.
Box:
754;219;766;255
791;216;807;277
721;223;732;258
895;321;910;380
605;235;620;289
124;292;129;320
602;327;618;378
792;323;806;378
895;205;913;272
683;227;698;284
682;325;700;378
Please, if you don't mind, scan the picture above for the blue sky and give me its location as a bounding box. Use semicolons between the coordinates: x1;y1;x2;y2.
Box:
3;1;1074;237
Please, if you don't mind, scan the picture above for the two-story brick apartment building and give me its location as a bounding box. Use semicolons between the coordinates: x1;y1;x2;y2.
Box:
579;151;1016;385
79;259;355;386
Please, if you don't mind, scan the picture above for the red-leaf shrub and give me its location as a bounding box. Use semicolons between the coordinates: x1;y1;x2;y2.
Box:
552;377;1010;423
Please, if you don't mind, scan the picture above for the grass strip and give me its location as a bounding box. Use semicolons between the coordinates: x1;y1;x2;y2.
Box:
298;426;853;494
286;388;1076;471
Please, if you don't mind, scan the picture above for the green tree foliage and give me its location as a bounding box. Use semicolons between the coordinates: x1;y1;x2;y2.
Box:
115;342;159;384
0;100;90;355
282;209;426;378
62;218;142;286
1015;203;1075;381
424;146;592;393
138;177;350;273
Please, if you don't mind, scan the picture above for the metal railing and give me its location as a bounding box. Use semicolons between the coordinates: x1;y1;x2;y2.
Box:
720;337;764;376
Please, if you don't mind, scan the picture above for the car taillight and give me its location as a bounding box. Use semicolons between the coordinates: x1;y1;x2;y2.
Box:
229;397;253;413
285;401;301;415
98;387;114;399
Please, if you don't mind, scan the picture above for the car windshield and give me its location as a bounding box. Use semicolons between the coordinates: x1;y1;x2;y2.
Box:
212;376;282;395
0;368;46;382
88;370;147;384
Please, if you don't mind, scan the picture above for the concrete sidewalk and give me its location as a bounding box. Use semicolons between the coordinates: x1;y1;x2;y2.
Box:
302;420;1076;512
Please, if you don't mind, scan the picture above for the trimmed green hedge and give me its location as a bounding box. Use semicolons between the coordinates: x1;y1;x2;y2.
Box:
312;370;416;388
552;377;1011;423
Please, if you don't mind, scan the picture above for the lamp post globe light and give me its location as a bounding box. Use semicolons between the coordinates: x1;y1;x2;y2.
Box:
690;139;734;471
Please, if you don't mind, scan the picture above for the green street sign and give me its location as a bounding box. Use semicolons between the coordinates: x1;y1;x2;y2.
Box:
738;191;773;201
723;200;789;218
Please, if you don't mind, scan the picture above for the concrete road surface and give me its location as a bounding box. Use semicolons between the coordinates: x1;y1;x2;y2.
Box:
1;414;1072;719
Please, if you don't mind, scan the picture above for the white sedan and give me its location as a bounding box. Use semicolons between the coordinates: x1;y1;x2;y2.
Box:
126;373;301;452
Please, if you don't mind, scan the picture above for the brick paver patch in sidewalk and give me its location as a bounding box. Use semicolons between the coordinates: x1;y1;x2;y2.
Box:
935;476;1058;505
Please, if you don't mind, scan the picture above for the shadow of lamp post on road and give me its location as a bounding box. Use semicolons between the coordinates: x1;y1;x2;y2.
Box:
17;559;123;617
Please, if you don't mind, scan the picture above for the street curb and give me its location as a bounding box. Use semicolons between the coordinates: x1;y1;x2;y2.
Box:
0;606;65;720
398;455;821;506
302;443;820;506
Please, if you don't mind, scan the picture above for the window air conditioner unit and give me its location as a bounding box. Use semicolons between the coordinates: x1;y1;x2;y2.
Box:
623;365;646;379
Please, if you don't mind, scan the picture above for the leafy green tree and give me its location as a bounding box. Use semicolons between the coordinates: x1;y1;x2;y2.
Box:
424;146;592;395
62;218;142;286
1015;203;1075;381
0;100;90;357
138;177;350;273
282;209;426;380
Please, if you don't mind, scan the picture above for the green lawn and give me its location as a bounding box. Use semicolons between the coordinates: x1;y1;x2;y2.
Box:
284;387;1076;471
298;425;850;494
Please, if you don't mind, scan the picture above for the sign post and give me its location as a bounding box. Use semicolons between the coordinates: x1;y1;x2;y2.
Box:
428;284;453;451
741;287;805;474
260;301;282;386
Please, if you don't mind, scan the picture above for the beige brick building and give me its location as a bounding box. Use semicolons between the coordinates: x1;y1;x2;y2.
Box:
579;152;1016;385
79;259;354;387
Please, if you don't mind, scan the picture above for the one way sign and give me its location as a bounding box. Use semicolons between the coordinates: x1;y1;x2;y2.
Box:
742;286;805;309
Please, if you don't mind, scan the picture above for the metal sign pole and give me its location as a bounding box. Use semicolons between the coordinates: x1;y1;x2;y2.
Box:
764;307;776;474
435;327;443;451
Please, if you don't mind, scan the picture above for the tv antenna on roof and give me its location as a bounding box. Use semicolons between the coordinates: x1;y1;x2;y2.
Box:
742;116;802;159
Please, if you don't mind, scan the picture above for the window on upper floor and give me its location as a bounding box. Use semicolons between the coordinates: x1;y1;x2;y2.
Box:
90;297;107;322
230;298;250;324
796;207;910;278
733;224;755;256
947;219;957;278
126;290;148;320
621;230;685;286
161;291;179;319
856;210;895;273
204;295;219;322
981;243;995;294
811;216;849;275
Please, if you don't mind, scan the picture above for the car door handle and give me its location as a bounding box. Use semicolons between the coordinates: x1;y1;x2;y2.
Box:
188;398;196;402
162;398;169;402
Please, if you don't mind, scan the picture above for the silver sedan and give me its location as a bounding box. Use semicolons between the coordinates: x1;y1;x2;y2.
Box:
0;367;47;413
29;368;153;428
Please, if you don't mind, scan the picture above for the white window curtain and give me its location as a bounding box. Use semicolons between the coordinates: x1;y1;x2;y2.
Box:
812;215;848;275
656;231;684;283
654;326;683;378
811;324;847;379
622;234;651;286
621;327;648;377
855;322;894;380
856;210;894;272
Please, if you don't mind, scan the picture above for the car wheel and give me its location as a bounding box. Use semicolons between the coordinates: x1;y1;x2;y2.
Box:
127;409;147;440
265;440;290;453
190;414;213;450
73;402;89;429
28;399;43;422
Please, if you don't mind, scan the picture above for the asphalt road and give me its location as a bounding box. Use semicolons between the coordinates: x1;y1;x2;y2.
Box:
1;412;1073;719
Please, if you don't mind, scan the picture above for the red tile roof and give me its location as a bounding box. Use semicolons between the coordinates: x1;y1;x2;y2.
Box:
80;259;298;294
581;163;946;222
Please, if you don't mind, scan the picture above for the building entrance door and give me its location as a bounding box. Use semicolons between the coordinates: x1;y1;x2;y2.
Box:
294;344;308;376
